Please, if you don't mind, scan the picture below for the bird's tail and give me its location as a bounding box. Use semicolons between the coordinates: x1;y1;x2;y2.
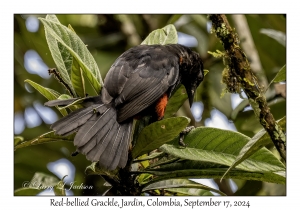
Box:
45;96;133;170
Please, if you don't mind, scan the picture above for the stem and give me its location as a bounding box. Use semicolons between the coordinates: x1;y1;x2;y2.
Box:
48;68;76;97
208;14;286;161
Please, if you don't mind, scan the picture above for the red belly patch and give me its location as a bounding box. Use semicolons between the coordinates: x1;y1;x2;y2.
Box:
155;93;168;120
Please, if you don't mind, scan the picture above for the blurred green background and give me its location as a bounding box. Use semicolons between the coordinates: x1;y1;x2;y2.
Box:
14;14;286;195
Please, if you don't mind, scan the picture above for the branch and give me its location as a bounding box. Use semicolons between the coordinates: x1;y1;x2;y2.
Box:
208;14;286;161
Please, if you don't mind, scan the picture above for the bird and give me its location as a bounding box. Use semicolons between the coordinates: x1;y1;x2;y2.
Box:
45;44;204;170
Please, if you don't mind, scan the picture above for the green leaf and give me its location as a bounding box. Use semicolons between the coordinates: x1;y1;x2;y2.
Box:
14;131;74;151
222;116;286;179
204;69;209;76
133;151;165;162
85;162;119;181
65;21;86;97
71;58;86;97
138;173;153;185
145;168;285;185
14;136;24;146
14;172;59;196
147;156;181;170
48;89;62;98
164;85;188;118
132;117;190;159
39;15;102;94
25;79;57;101
58;94;72;99
138;154;150;169
68;24;76;33
25;79;68;116
44;15;76;97
142;179;225;196
141;24;178;45
166;188;213;196
272;64;286;83
160;127;285;173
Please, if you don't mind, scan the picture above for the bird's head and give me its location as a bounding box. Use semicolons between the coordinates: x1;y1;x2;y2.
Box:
180;50;204;107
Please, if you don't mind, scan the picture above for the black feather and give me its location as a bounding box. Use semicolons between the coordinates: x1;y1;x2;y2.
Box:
51;104;103;136
74;106;111;147
101;45;181;123
44;98;79;107
71;105;133;169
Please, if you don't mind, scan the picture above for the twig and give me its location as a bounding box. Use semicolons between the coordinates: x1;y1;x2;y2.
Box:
208;14;286;161
48;68;76;97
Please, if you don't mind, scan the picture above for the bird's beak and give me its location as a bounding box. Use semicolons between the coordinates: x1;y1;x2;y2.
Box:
186;85;196;107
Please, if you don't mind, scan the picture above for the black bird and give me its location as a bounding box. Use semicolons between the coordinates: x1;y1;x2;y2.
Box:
45;44;204;170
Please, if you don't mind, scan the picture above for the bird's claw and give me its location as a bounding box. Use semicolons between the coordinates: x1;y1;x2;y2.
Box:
178;126;195;148
71;151;79;156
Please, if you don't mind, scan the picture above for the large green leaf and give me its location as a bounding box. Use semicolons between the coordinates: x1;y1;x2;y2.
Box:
164;85;188;118
222;116;286;179
68;24;86;98
141;24;178;45
132;117;190;159
144;158;285;184
145;167;285;185
39;15;102;94
25;79;68;116
44;15;76;97
142;178;225;196
14;131;74;151
14;172;59;196
160;127;285;174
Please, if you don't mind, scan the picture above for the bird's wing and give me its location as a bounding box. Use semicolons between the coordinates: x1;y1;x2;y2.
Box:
103;45;180;123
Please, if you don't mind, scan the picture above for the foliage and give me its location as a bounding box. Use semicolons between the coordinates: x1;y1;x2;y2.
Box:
14;14;286;196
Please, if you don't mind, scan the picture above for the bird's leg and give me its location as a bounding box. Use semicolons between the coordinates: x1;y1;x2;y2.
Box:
179;126;195;147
